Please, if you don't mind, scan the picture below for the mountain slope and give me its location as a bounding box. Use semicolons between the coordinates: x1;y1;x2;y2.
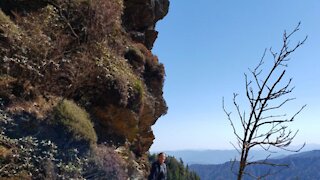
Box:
190;150;320;180
164;148;306;165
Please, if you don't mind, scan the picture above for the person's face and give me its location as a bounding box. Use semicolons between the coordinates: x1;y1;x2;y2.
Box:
158;154;166;164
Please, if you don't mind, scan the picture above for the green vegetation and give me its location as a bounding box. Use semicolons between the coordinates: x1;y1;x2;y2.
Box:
0;0;152;156
0;109;88;179
0;109;128;179
125;45;146;69
134;79;145;103
54;100;97;145
98;43;142;85
95;43;147;109
149;154;200;180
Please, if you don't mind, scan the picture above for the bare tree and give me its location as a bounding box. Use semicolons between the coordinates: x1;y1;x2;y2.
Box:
223;23;307;180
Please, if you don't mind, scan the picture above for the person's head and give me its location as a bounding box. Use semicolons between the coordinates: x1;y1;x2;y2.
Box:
157;152;166;164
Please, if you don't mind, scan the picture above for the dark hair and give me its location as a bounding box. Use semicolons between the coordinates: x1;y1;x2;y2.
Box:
158;152;165;157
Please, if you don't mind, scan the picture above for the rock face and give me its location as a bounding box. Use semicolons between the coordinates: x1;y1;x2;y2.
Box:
0;0;169;178
123;0;170;49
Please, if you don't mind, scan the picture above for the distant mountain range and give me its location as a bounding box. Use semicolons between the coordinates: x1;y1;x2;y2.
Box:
165;149;278;165
162;144;320;165
189;150;320;180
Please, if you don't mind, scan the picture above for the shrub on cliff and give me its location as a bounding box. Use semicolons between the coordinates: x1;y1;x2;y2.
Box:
0;10;22;46
53;99;97;145
84;144;128;179
0;135;90;179
0;110;89;179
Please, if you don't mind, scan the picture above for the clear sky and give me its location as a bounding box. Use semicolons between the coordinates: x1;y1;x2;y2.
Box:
150;0;320;151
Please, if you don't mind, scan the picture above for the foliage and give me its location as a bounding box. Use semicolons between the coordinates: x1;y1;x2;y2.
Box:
0;0;167;178
88;0;124;44
0;0;149;145
0;109;131;179
0;110;89;179
0;0;129;93
149;154;200;180
125;45;146;74
96;43;145;107
84;144;128;180
53;99;97;145
0;10;22;44
134;79;144;97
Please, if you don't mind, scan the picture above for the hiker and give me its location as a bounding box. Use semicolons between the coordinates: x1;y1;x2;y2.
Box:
148;152;167;180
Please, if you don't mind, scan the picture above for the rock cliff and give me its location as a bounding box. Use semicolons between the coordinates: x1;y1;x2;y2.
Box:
0;0;169;179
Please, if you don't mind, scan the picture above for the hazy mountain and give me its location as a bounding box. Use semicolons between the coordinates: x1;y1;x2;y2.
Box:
165;149;282;165
162;144;320;165
190;150;320;180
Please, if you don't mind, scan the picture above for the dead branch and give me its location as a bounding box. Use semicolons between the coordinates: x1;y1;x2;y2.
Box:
224;23;307;180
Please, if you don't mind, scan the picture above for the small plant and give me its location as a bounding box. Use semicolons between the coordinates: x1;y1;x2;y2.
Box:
125;45;146;73
0;10;22;43
134;80;144;102
54;99;97;145
84;145;128;180
88;0;124;41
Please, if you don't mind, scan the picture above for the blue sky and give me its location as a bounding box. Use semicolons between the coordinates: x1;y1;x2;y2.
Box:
150;0;320;151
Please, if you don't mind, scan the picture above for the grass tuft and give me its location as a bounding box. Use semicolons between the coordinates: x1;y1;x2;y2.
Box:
54;100;97;145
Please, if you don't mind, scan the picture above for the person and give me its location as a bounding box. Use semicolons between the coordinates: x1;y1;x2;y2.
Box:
148;152;167;180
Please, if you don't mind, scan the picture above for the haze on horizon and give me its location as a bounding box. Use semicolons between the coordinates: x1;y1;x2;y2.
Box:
150;0;320;152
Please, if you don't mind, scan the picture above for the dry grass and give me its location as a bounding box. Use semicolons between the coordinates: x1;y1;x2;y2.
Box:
0;145;12;159
0;171;32;180
0;75;16;86
0;10;22;42
6;95;60;119
89;0;123;40
13;5;59;61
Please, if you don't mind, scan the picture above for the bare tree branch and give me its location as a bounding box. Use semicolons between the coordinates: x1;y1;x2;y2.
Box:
223;23;306;180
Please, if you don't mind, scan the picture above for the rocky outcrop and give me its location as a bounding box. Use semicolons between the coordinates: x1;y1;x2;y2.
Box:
0;0;169;178
123;0;170;49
